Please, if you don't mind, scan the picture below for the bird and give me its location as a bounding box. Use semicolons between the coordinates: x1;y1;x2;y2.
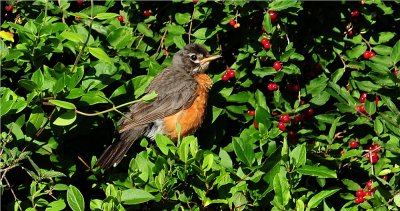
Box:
96;43;221;169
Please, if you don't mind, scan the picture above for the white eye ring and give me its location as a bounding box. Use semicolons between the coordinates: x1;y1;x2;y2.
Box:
189;54;200;63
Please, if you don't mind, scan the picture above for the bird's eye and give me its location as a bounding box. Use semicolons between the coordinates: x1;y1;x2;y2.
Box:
190;55;197;61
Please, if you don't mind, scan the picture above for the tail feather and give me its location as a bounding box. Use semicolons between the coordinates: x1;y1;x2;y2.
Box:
96;125;147;169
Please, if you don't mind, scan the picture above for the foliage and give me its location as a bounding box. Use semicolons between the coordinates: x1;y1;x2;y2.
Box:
1;0;400;210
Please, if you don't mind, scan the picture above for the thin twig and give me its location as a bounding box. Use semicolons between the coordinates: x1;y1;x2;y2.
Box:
4;176;23;211
71;0;95;73
188;7;196;43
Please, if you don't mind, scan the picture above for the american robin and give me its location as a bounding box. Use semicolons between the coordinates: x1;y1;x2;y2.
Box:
96;44;221;169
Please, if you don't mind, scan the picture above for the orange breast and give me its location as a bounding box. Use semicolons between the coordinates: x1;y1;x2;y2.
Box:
163;73;212;140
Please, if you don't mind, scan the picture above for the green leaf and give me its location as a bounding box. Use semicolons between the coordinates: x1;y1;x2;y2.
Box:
328;117;341;144
290;144;306;167
346;44;367;59
340;149;362;160
233;138;255;167
31;69;44;89
95;12;119;20
60;31;85;43
331;68;345;83
49;100;76;110
253;67;276;77
67;185;85;211
391;40;400;64
202;154;214;172
297;165;337;178
18;79;38;92
307;188;340;209
88;47;112;63
364;99;376;115
80;91;108;105
269;0;300;11
178;137;190;164
155;134;175;156
369;32;395;45
306;77;329;97
140;91;158;102
192;28;219;40
394;194;400;207
107;28;134;50
219;148;233;169
165;24;186;35
262;12;273;34
272;172;290;208
53;110;77;126
374;118;383;135
27;106;45;136
121;189;155;205
47;200;67;211
175;13;191;24
310;91;330;106
342;179;361;191
137;22;153;37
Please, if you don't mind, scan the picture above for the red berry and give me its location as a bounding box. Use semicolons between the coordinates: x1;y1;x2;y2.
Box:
292;115;301;123
229;19;236;26
346;84;351;91
253;121;259;129
5;5;13;11
349;141;359;149
221;74;230;81
375;95;379;106
303;107;315;118
247;110;255;116
371;143;381;152
117;15;123;22
364;190;373;197
288;130;296;139
340;150;345;155
263;42;271;49
382;175;389;181
279;114;291;123
193;0;199;3
356;189;365;197
261;38;269;45
355;196;365;204
347;30;354;37
143;10;152;17
77;0;84;5
273;61;282;71
267;82;278;91
287;84;299;92
226;69;235;78
369;152;379;164
278;122;286;131
394;69;399;76
272;111;280;116
369;51;376;58
269;10;278;22
357;104;366;113
351;10;360;18
366;180;373;190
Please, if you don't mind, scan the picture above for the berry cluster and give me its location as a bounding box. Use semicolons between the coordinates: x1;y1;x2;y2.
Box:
354;180;376;204
143;10;152;17
261;38;271;49
364;143;381;164
363;51;376;59
229;19;240;29
221;68;236;81
5;5;14;12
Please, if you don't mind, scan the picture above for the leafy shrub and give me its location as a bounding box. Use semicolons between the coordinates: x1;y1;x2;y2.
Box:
1;0;400;210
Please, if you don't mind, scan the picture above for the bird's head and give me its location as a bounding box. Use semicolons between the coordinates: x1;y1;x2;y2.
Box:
172;44;221;75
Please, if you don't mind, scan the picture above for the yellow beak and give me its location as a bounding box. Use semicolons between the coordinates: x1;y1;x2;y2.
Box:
199;55;222;64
